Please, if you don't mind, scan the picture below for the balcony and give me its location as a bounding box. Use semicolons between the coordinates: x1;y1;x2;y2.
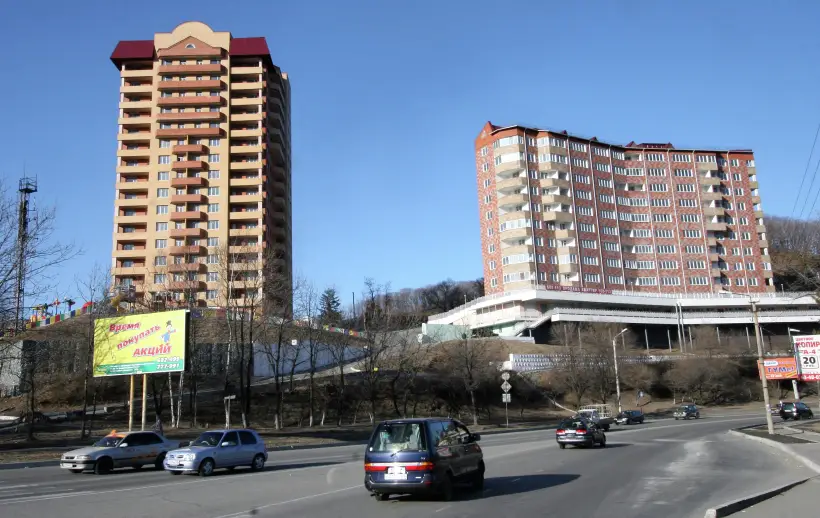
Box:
167;263;206;273
702;206;725;217
759;239;770;248
157;79;223;91
121;69;153;78
543;211;574;223
170;176;207;188
119;100;153;110
706;237;718;247
232;97;263;106
159;64;223;74
169;211;207;221
705;222;728;231
696;162;719;171
171;144;206;155
112;266;146;276
171;160;208;170
231;81;264;91
497;193;529;208
229;176;261;187
170;194;206;204
118;115;152;125
495;176;528;192
542;194;572;205
229;193;262;203
116;182;149;191
698;176;721;186
114;214;148;223
229;211;261;221
117;132;152;142
231;128;262;138
700;191;723;201
157;46;221;59
118;148;151;158
157;111;221;123
169;228;206;238
113;248;147;258
499;227;531;242
157;95;222;107
231;65;263;75
709;253;720;262
229;227;262;237
540;177;570;189
230;144;262;155
169;245;207;256
558;263;579;274
754;210;764;218
231;112;262;122
116;198;149;207
267;209;286;222
555;229;576;240
495;160;527;175
752;195;761;204
763;269;773;278
229;160;262;171
711;268;722;277
157;127;222;138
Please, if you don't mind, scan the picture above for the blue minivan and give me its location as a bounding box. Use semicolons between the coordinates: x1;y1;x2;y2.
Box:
364;418;484;501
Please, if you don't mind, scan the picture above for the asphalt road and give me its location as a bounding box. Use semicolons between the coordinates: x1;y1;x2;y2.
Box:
0;414;812;518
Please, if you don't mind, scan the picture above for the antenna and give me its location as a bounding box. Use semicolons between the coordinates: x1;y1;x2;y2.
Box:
15;177;38;333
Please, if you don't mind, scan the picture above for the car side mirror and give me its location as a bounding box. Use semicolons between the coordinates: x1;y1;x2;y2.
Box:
471;433;481;442
221;441;234;447
119;443;129;448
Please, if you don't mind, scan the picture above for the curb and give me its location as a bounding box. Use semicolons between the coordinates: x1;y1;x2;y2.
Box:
0;460;59;470
703;478;811;518
728;429;820;474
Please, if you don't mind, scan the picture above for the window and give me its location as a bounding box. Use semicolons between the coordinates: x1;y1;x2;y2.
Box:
746;160;755;167
681;213;700;223
482;179;491;189
207;221;219;230
630;229;651;238
156;188;169;198
671;154;691;163
156;205;168;215
209;138;220;147
674;169;693;177
593;147;609;157
735;277;746;286
689;277;709;286
613;166;627;175
742;231;752;240
579;222;595;233
582;256;599;265
602;226;617;236
482;163;489;172
209;154;220;163
657;245;676;254
574;174;591;184
687;260;706;269
744;247;753;255
746;262;756;271
208;170;220;179
488;260;496;271
636;277;658;286
612;151;625;160
685;245;705;254
656;229;674;239
606;258;622;267
603;242;620;252
158;171;169;181
679;199;697;207
659;260;678;269
156;222;168;231
571;158;589;168
607;275;624;284
159;156;170;164
682;229;702;238
208;187;220;196
208;203;219;212
583;273;601;283
494;136;524;148
576;190;592;200
594;162;612;172
490;277;498;288
155;239;167;249
598;178;613;188
676;184;695;192
159;140;171;148
154;256;166;266
570;142;587;152
154;274;166;284
487;227;494;236
647;168;666;177
581;239;597;249
651;199;670;208
207;290;218;300
645;153;665;161
599;194;614;204
600;210;615;219
207;237;219;247
207;254;218;264
661;276;680;286
632;245;653;254
625;168;644;176
485;211;493;220
625;260;655;270
649;183;668;192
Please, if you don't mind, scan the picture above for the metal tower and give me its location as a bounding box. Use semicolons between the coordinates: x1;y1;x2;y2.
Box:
14;177;37;333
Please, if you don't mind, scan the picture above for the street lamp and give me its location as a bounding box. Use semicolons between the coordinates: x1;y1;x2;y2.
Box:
719;289;775;435
612;328;628;413
787;328;802;401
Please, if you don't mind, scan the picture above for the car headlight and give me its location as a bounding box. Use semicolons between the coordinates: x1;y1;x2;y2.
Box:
74;455;91;460
180;454;195;461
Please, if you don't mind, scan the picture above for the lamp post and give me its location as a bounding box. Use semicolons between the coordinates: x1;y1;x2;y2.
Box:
788;328;802;400
719;289;775;435
612;328;628;413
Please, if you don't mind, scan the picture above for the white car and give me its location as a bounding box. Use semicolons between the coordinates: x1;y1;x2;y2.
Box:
164;429;267;476
60;430;180;474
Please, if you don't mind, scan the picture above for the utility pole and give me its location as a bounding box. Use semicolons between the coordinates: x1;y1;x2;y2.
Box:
14;177;37;334
751;300;775;435
612;328;628;413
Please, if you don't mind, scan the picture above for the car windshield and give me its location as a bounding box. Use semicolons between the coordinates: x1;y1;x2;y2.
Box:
191;432;224;447
783;403;795;410
369;423;426;452
94;435;123;447
559;419;589;430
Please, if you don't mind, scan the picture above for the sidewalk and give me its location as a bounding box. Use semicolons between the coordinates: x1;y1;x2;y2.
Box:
738;477;820;517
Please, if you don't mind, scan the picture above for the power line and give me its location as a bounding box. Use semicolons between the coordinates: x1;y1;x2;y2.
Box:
796;123;820;220
799;156;820;220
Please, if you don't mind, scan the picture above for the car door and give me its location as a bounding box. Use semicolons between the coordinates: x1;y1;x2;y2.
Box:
237;431;261;465
141;433;164;465
439;421;465;476
217;431;242;467
117;433;143;467
456;423;481;475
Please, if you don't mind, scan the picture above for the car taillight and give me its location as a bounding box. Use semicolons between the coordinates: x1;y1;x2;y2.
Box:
364;463;387;472
556;429;565;434
406;462;435;471
576;429;587;434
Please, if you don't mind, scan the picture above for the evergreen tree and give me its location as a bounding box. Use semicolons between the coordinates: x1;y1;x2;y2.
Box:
319;288;342;325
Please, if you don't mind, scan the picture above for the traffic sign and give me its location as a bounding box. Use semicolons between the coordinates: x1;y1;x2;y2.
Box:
794;335;820;381
501;372;510;381
502;393;511;403
501;381;511;392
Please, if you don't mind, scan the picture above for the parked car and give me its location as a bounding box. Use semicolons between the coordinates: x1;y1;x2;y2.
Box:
779;401;814;421
556;417;607;449
364;418;484;502
163;429;267;476
615;410;645;425
673;404;700;420
575;404;614;431
60;430;179;474
770;402;783;416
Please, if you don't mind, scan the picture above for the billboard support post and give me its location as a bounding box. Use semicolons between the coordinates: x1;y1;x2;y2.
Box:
141;373;147;431
128;375;134;432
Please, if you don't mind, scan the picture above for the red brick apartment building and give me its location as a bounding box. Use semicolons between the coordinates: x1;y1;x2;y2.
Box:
475;122;772;296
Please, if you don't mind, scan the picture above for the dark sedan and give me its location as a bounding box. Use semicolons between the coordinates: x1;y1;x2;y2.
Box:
780;402;814;421
556;418;606;449
615;410;645;425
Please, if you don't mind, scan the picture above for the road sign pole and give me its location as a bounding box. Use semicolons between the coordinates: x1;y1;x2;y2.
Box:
128;375;134;432
505;400;509;428
141;373;147;431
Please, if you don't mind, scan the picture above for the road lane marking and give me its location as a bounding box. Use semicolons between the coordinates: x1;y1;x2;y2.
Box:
210;485;361;518
435;505;451;513
511;478;521;482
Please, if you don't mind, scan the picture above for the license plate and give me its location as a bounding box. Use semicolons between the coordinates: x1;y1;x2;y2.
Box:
384;466;407;480
177;463;185;467
566;433;575;437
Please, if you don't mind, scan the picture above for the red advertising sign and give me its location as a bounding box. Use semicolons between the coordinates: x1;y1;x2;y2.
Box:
793;335;820;381
757;358;799;380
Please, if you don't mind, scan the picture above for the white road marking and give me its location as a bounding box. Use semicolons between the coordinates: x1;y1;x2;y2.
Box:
435;505;451;513
210;485;361;518
511;478;521;482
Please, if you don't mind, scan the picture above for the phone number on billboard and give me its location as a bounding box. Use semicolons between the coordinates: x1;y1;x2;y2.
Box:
156;357;182;371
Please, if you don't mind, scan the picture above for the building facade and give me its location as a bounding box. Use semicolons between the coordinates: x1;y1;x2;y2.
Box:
476;122;772;296
109;21;291;307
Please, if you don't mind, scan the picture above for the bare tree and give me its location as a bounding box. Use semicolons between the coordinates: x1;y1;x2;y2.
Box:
438;336;495;426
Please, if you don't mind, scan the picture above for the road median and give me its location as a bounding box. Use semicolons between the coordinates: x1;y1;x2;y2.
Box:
703;478;811;518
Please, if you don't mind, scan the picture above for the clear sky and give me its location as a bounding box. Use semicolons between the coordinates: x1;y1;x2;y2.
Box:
1;0;819;307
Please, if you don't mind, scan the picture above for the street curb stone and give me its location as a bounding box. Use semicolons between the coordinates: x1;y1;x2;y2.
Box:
728;429;820;474
703;478;811;518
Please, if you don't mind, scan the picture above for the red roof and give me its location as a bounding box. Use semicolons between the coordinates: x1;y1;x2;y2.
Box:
230;37;270;57
110;40;155;68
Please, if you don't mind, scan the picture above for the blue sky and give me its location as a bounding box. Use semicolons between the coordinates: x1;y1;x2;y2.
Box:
1;1;819;307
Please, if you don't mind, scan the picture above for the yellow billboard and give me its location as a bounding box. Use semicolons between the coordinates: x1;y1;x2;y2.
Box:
93;310;188;377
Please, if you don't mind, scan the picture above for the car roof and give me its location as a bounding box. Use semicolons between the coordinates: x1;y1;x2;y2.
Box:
378;418;453;424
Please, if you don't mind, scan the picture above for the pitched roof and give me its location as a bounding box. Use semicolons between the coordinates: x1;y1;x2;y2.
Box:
110;40;155;68
230;37;270;56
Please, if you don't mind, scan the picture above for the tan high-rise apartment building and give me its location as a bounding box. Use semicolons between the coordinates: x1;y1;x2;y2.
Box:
476;122;773;296
109;22;291;307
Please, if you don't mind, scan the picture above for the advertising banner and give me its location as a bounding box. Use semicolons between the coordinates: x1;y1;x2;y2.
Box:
793;335;820;381
93;310;188;377
757;357;799;380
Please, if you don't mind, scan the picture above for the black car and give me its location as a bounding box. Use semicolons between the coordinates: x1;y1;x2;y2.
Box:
615;410;645;425
364;418;484;501
673;404;700;420
556;417;607;449
780;401;814;421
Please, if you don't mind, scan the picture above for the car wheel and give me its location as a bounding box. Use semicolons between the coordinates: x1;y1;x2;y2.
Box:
675;417;679;420
251;454;265;471
696;414;700;419
375;493;390;502
154;452;166;470
440;473;455;502
68;469;84;474
559;443;566;449
600;436;607;448
94;457;113;475
473;462;485;491
198;458;215;477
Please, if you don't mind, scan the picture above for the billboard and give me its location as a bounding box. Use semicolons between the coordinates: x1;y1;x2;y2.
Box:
794;335;820;381
93;310;188;377
758;357;799;380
